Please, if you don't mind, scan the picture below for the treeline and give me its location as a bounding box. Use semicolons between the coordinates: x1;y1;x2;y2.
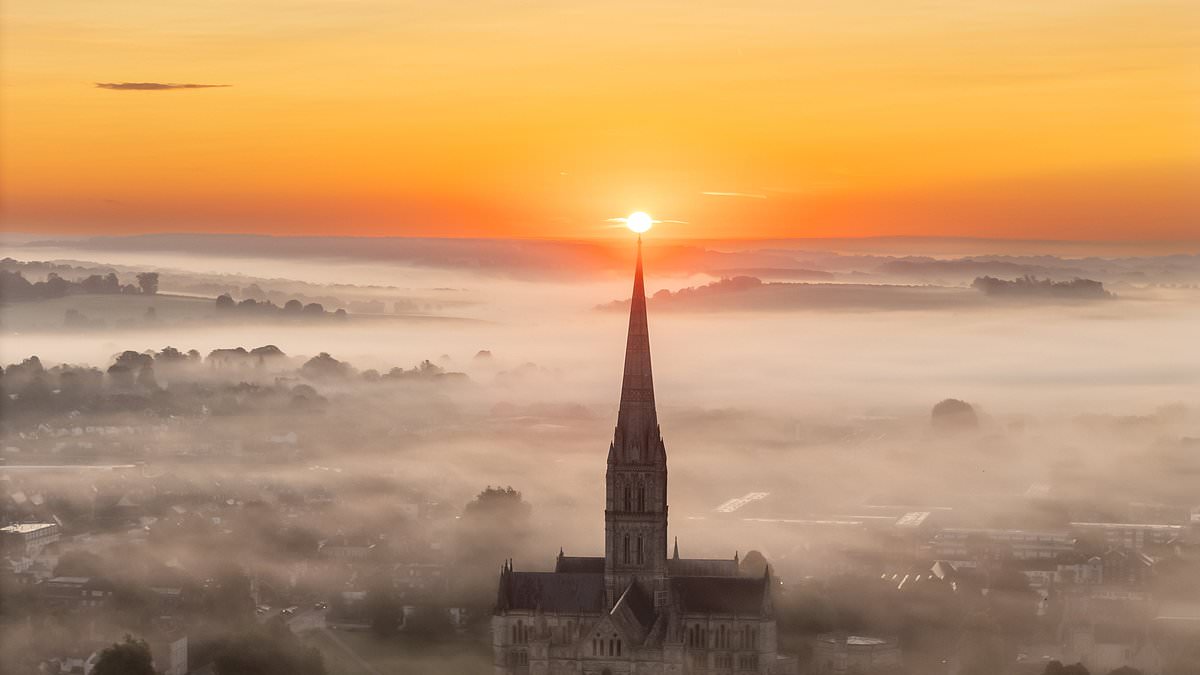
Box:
0;270;159;302
971;275;1113;299
215;294;346;320
1;346;466;422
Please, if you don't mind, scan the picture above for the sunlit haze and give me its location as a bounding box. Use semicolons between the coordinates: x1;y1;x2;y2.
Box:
2;4;1199;675
2;0;1199;240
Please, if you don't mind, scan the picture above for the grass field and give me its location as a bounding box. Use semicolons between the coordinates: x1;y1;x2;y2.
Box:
1;293;216;332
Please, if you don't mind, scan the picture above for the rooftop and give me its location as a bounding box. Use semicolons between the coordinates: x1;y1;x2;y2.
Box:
895;511;931;528
1;523;56;534
817;633;896;647
1070;522;1183;530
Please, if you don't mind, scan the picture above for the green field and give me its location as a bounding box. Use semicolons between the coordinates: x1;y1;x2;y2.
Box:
1;293;216;332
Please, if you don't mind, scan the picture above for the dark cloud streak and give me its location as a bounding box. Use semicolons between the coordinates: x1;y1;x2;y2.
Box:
95;82;231;91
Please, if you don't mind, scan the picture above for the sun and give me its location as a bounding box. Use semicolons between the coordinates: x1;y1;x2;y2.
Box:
625;211;653;233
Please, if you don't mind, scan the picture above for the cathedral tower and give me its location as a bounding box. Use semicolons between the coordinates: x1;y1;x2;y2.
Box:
604;236;669;606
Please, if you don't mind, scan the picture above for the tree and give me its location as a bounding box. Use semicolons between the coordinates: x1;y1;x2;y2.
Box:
93;636;155;675
366;582;401;637
214;622;326;675
54;550;105;577
216;293;235;310
300;352;353;380
739;550;770;577
404;605;454;639
458;486;533;601
136;272;160;295
931;398;978;432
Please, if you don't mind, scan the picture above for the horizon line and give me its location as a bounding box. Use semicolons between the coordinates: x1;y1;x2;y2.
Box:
6;231;1200;247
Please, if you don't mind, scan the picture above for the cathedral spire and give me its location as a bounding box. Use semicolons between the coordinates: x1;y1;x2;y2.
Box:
613;235;661;463
605;234;669;602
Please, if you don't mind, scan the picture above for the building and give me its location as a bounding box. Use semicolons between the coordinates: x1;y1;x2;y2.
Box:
492;239;797;675
318;534;377;560
42;576;114;610
928;528;1075;562
810;634;902;674
1070;522;1183;551
149;627;189;675
1;522;60;557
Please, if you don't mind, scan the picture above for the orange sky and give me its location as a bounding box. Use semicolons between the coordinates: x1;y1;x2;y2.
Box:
2;1;1198;241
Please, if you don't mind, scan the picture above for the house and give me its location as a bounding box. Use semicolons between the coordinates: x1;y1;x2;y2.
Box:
43;576;114;610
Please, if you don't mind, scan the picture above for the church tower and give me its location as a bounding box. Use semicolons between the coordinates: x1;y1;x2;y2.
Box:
604;236;669;607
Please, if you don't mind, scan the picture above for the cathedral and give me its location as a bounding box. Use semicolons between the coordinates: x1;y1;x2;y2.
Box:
492;239;798;675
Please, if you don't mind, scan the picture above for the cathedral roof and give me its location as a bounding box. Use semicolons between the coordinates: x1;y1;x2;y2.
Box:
670;575;771;615
609;581;657;643
498;571;605;614
667;557;739;577
555;555;605;574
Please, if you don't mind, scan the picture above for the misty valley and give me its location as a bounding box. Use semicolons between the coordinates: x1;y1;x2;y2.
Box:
1;236;1199;675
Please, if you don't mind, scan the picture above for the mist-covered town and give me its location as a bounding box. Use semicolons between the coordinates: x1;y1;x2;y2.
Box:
1;236;1198;675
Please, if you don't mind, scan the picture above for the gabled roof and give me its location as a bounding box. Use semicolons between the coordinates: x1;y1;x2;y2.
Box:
668;558;738;577
555;556;604;574
499;571;605;614
609;582;657;644
671;575;769;615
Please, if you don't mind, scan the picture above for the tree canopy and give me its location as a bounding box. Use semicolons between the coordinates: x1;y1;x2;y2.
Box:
93;636;156;675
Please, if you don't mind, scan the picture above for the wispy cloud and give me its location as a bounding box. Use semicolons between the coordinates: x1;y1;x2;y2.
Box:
95;82;231;91
701;191;768;200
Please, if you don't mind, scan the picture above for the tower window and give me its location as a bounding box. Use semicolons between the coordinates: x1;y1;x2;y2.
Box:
638;485;645;512
623;534;630;564
624;485;631;512
636;535;644;565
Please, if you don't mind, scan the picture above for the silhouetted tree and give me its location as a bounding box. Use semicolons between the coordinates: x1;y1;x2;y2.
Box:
458;486;533;601
136;272;159;295
404;605;454;639
740;550;770;577
366;581;401;637
93;636;155;675
300;353;353;380
931;398;979;432
972;275;1111;299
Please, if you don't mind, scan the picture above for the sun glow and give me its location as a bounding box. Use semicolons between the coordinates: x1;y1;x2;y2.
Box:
625;211;653;233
